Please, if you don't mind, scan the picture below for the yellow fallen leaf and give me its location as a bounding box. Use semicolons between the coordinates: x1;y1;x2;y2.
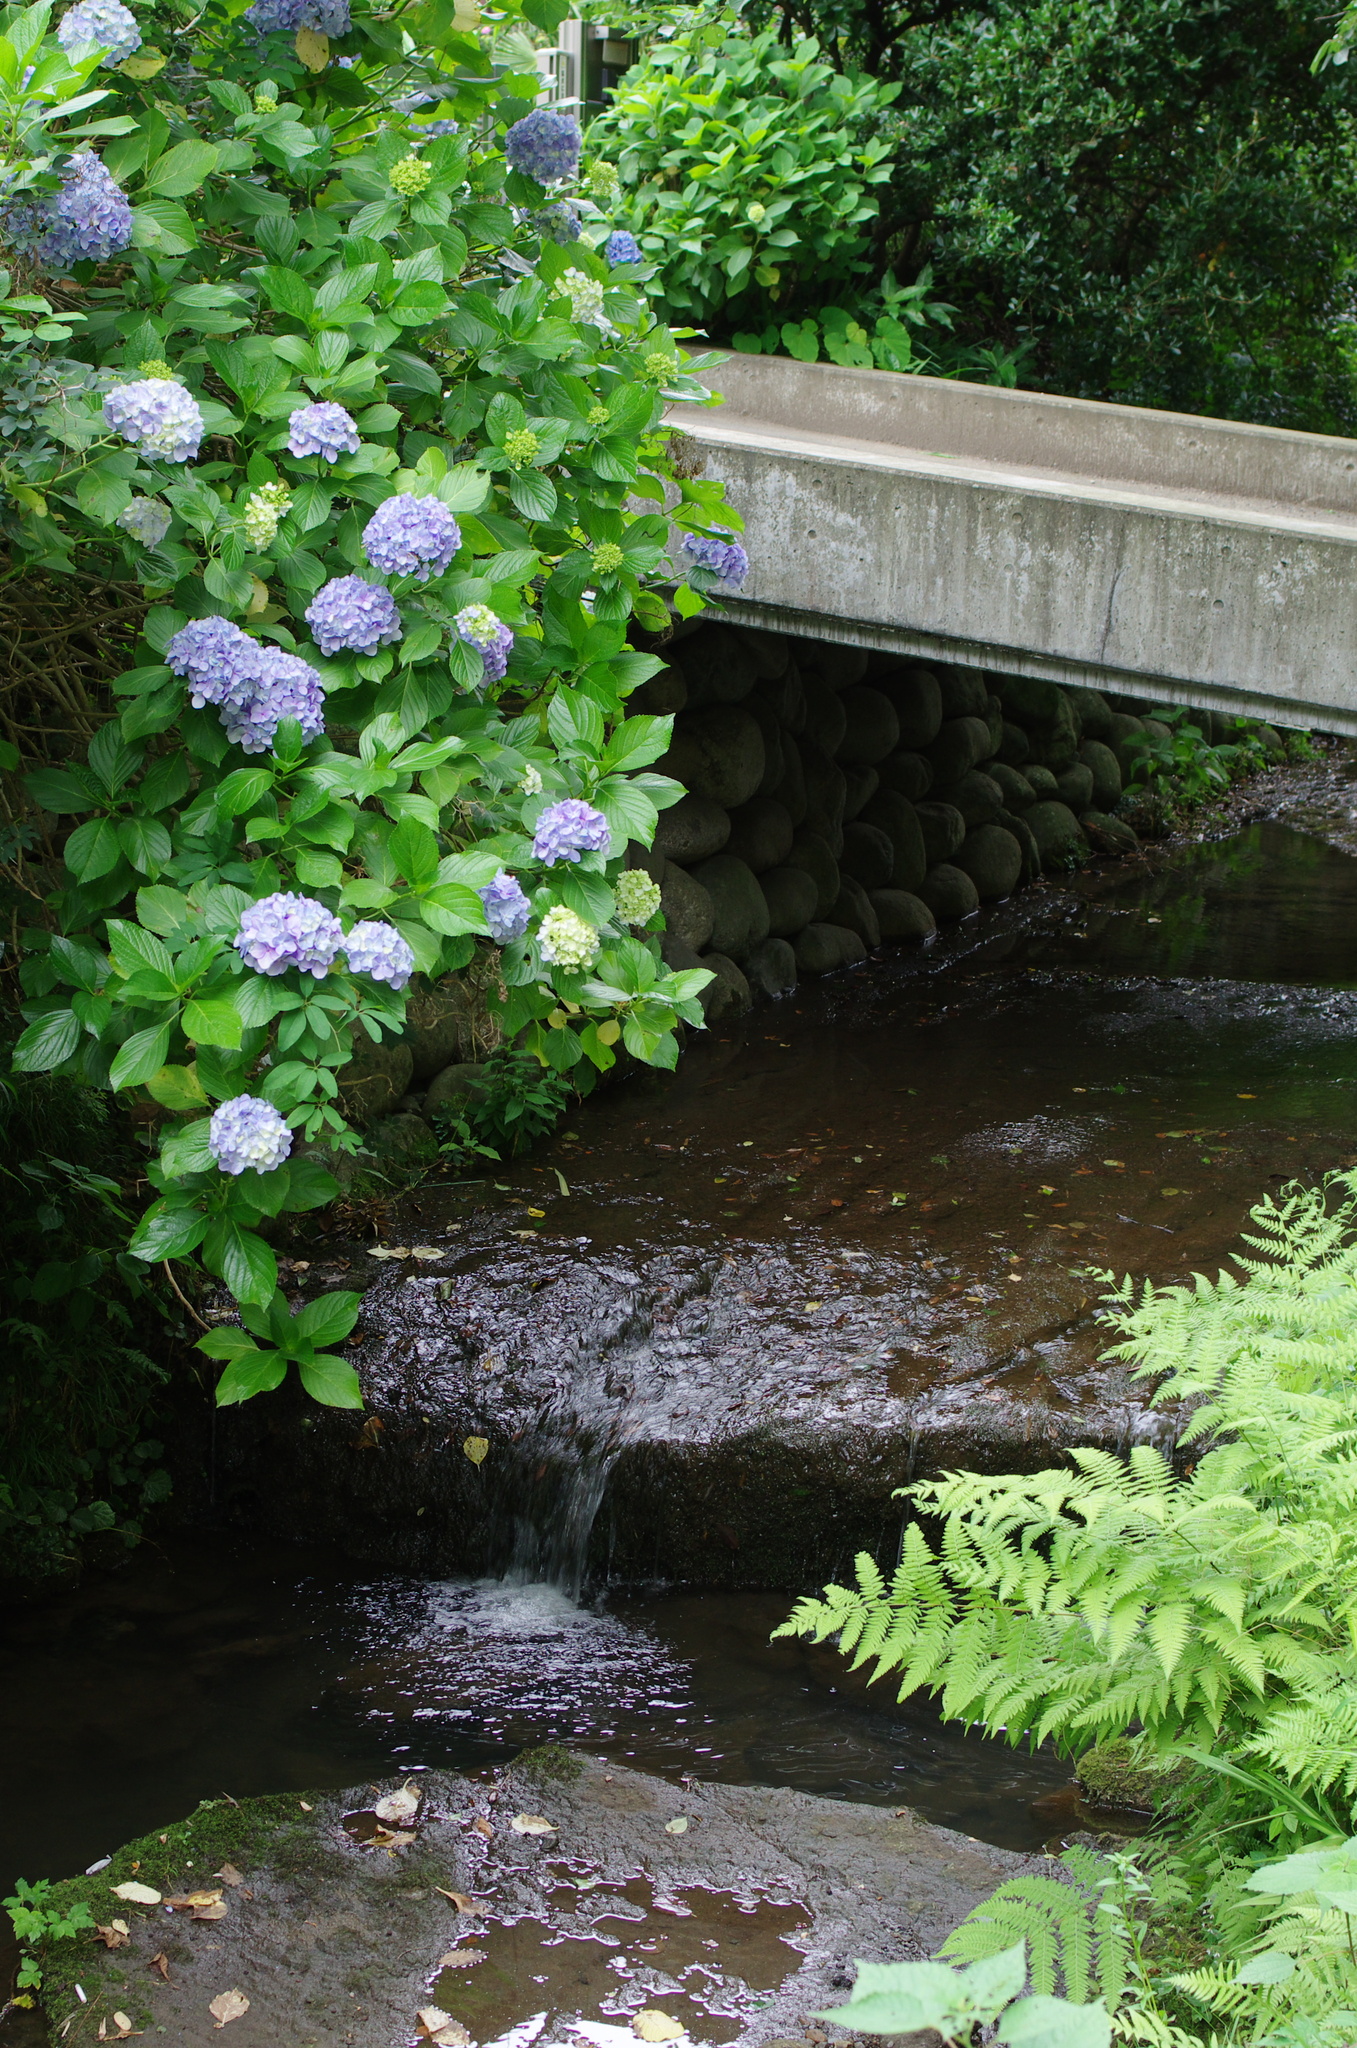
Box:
246;575;269;616
803;1301;821;1313
209;1989;249;2028
374;1781;421;1824
437;1949;484;1968
663;1816;688;1834
111;1882;161;1905
294;24;328;66
371;1826;417;1849
463;1436;489;1465
418;2007;472;2046
435;1887;477;1911
409;1246;445;1259
1160;1187;1183;1197
526;1207;546;1218
192;1900;229;1921
633;2012;685;2042
165;1890;224;1911
510;1813;556;1835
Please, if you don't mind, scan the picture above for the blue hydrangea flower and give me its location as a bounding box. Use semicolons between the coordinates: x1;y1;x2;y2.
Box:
362;494;460;583
603;229;642;267
479;869;530;943
245;0;349;30
223;647;325;754
57;0;141;63
103;377;203;462
532;797;610;866
208;1094;293;1176
10;153;135;270
505;107;581;184
343;920;415;990
236;892;344;978
286;401;359;462
305;575;403;657
454;603;513;684
418;119;459;138
681;530;749;586
536;201;581;244
166;616;263;711
116;496;170;547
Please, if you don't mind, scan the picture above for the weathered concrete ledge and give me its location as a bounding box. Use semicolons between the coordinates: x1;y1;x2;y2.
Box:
37;1756;1042;2047
678;356;1357;733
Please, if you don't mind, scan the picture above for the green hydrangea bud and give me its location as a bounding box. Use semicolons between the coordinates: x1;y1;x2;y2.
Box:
614;869;661;926
138;358;177;381
643;351;674;382
587;403;609;426
390;155;433;198
242;480;292;550
593;541;624;575
503;427;541;467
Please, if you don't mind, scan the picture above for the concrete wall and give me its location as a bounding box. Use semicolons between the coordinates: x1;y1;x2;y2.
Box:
677;356;1357;735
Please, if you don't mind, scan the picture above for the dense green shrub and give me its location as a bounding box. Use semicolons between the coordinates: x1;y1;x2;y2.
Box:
0;0;746;1414
748;0;1357;428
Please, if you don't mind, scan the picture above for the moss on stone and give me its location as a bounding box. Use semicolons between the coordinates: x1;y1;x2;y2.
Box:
1075;1739;1196;1814
513;1742;586;1785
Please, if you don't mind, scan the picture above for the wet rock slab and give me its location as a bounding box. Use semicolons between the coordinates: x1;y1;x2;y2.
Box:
45;1758;1040;2048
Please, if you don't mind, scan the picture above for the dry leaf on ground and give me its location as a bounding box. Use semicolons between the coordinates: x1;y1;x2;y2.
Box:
435;1887;477;1911
417;2006;473;2045
371;1826;417;1849
111;1882;161;1905
471;1816;493;1838
633;2013;686;2042
148;1954;170;1982
208;1989;249;2029
463;1436;489;1465
214;1865;244;1888
510;1814;555;1836
436;1949;484;1969
373;1781;421;1824
165;1890;224;1913
663;1817;689;1834
94;1922;129;1949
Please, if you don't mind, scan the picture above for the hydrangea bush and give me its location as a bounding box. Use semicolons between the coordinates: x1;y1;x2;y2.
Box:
0;0;742;1412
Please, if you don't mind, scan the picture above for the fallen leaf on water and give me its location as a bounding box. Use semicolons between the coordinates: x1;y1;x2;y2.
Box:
417;2006;473;2046
148;1954;170;1982
435;1887;477;1911
526;1207;546;1218
436;1949;485;1969
165;1890;224;1913
633;2012;685;2042
208;1989;249;2029
1039;1185;1056;1196
510;1814;556;1835
374;1781;421;1825
554;1170;569;1196
1102;1159;1125;1168
111;1882;161;1905
94;1922;129;1949
803;1301;821;1313
371;1826;417;1849
471;1816;494;1839
214;1865;244;1888
354;1416;385;1450
1238;1092;1257;1099
463;1436;489;1466
409;1246;445;1259
368;1246;411;1259
1160;1187;1183;1197
663;1817;689;1834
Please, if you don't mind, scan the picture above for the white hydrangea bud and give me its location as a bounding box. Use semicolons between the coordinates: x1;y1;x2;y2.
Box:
614;869;661;926
242;480;292;550
537;905;599;972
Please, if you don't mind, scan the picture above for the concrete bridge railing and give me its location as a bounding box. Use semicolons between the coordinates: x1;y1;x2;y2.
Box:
677;355;1357;734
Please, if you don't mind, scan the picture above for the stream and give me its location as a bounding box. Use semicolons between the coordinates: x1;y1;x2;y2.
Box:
8;753;1357;1916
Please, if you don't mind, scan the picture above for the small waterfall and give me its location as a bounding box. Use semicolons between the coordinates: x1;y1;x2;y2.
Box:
502;1424;618;1602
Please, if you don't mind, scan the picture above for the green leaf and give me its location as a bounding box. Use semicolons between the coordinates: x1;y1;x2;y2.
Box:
294;1289;362;1348
144;139;220;197
64;815;123;881
159;1116;214;1178
182;997;243;1049
106;920;173;979
420;881;491;937
129;1198;209;1261
12;1008;82;1071
507;466;557;522
280;1157;340;1211
110;1020;173;1091
297;1351;364;1407
997;1996;1112;2048
115;815;171;876
259;266;316;321
213;1344;288;1405
389;816;439;889
74;463;133;524
202;1219;277;1306
146;1063;209;1111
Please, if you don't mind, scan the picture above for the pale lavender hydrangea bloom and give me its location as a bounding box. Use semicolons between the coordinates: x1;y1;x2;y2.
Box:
505;107;581;184
454;603;513;683
236;892;344;978
224;647;325;754
103;377;203;462
343;920;415;990
532;797;610;866
681;531;749;586
14;153;135;269
479;869;530;943
362;493;460;582
57;0;141;63
209;1094;293;1176
166;616;263;710
116;496;170;547
418;119;459;138
245;0;350;30
536;201;581;244
603;229;642;267
286;401;359;462
305;575;402;656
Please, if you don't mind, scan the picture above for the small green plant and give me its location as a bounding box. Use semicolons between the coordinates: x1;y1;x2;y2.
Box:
732;268;1033;384
815;1940;1111;2048
4;1877;95;1993
429;1046;573;1170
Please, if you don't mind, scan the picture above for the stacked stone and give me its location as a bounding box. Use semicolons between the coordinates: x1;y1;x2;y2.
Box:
631;622;1184;1021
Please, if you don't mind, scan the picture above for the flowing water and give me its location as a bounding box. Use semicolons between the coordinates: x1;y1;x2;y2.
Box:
10;767;1357;1925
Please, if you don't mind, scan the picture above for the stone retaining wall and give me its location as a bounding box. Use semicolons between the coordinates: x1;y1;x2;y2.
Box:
632;617;1288;1021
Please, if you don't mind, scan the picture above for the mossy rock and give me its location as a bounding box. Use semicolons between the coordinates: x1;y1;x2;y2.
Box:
1075;1739;1197;1814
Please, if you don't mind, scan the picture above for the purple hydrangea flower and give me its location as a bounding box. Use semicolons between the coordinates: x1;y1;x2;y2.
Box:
505;107;581;184
454;603;513;684
103;377;203;462
245;0;349;30
57;0;141;62
166;616;262;709
305;575;403;657
208;1094;293;1176
362;494;460;583
224;647;325;754
236;892;344;978
343;920;415;990
418;119;460;139
479;869;530;943
286;401;359;462
12;153;135;270
603;229;642;267
536;200;581;244
532;797;610;866
116;496;170;546
681;530;749;586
